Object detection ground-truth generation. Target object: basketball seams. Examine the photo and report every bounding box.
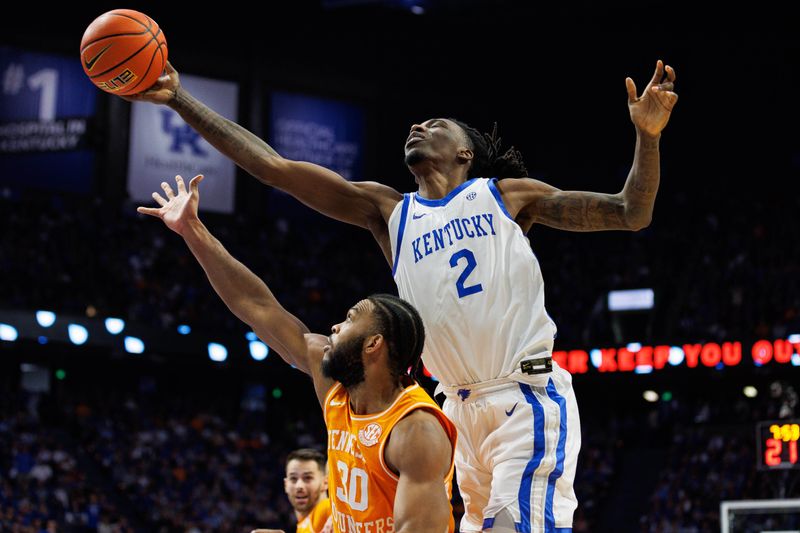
[88,31,160,80]
[81,30,150,53]
[81,9,167,95]
[109,12,161,40]
[124,42,166,94]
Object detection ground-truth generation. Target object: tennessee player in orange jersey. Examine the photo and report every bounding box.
[252,449,332,533]
[138,174,457,533]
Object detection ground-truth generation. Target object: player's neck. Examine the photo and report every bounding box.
[413,164,469,200]
[346,377,405,415]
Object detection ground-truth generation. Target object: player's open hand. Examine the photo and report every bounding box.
[121,61,180,105]
[137,174,203,235]
[626,59,678,137]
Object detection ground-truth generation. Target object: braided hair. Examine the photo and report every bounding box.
[367,294,426,381]
[448,119,528,180]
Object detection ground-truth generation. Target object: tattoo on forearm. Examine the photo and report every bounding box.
[171,88,280,171]
[622,133,661,226]
[538,192,628,231]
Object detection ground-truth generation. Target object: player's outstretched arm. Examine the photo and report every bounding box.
[137,174,334,404]
[387,410,454,533]
[124,62,401,232]
[499,60,678,233]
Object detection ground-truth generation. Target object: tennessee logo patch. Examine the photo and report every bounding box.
[358,423,382,447]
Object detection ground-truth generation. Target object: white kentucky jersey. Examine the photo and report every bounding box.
[388,177,558,386]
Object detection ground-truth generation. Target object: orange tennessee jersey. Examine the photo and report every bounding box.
[296,497,331,533]
[323,381,457,533]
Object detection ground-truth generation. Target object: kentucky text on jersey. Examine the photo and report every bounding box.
[411,213,496,263]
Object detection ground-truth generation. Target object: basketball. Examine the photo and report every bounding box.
[80,9,168,96]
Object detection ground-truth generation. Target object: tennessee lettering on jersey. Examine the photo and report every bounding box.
[297,497,331,533]
[330,506,393,533]
[323,382,457,533]
[410,213,496,263]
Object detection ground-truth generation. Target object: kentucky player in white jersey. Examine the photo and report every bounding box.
[125,59,678,531]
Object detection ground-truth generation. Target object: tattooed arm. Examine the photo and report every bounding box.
[123,62,402,235]
[498,132,661,232]
[498,60,678,233]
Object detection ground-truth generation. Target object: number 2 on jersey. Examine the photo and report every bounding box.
[450,249,483,298]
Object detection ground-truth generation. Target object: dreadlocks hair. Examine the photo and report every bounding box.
[448,119,528,180]
[366,294,426,381]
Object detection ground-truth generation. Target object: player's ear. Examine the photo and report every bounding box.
[363,334,384,355]
[457,147,473,165]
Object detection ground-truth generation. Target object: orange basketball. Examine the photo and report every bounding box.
[80,9,168,96]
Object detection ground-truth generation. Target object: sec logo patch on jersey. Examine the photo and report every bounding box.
[466,192,477,200]
[358,423,382,447]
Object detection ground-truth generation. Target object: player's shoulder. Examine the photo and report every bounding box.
[390,408,448,447]
[386,409,452,477]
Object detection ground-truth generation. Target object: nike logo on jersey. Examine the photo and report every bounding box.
[84,44,113,72]
[505,403,518,416]
[412,213,428,220]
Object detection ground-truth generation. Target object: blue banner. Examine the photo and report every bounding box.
[0,46,97,192]
[269,92,364,181]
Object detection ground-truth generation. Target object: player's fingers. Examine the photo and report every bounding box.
[152,192,167,206]
[665,64,676,82]
[175,175,187,194]
[649,59,664,84]
[136,206,161,217]
[189,174,204,194]
[161,181,175,199]
[165,61,176,74]
[626,77,638,103]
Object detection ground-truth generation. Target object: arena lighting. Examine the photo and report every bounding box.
[35,311,56,327]
[789,334,800,343]
[634,365,653,374]
[627,342,642,352]
[124,336,145,354]
[410,5,425,14]
[208,343,228,362]
[177,325,191,335]
[643,390,659,403]
[38,336,48,345]
[743,386,758,398]
[668,346,685,366]
[608,289,654,311]
[104,318,125,335]
[794,354,800,366]
[249,341,269,361]
[67,324,88,345]
[590,349,603,368]
[0,324,18,341]
[245,331,257,341]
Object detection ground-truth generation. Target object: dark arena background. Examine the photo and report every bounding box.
[1,2,798,532]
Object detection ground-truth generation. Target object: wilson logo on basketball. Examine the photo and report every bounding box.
[358,423,382,447]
